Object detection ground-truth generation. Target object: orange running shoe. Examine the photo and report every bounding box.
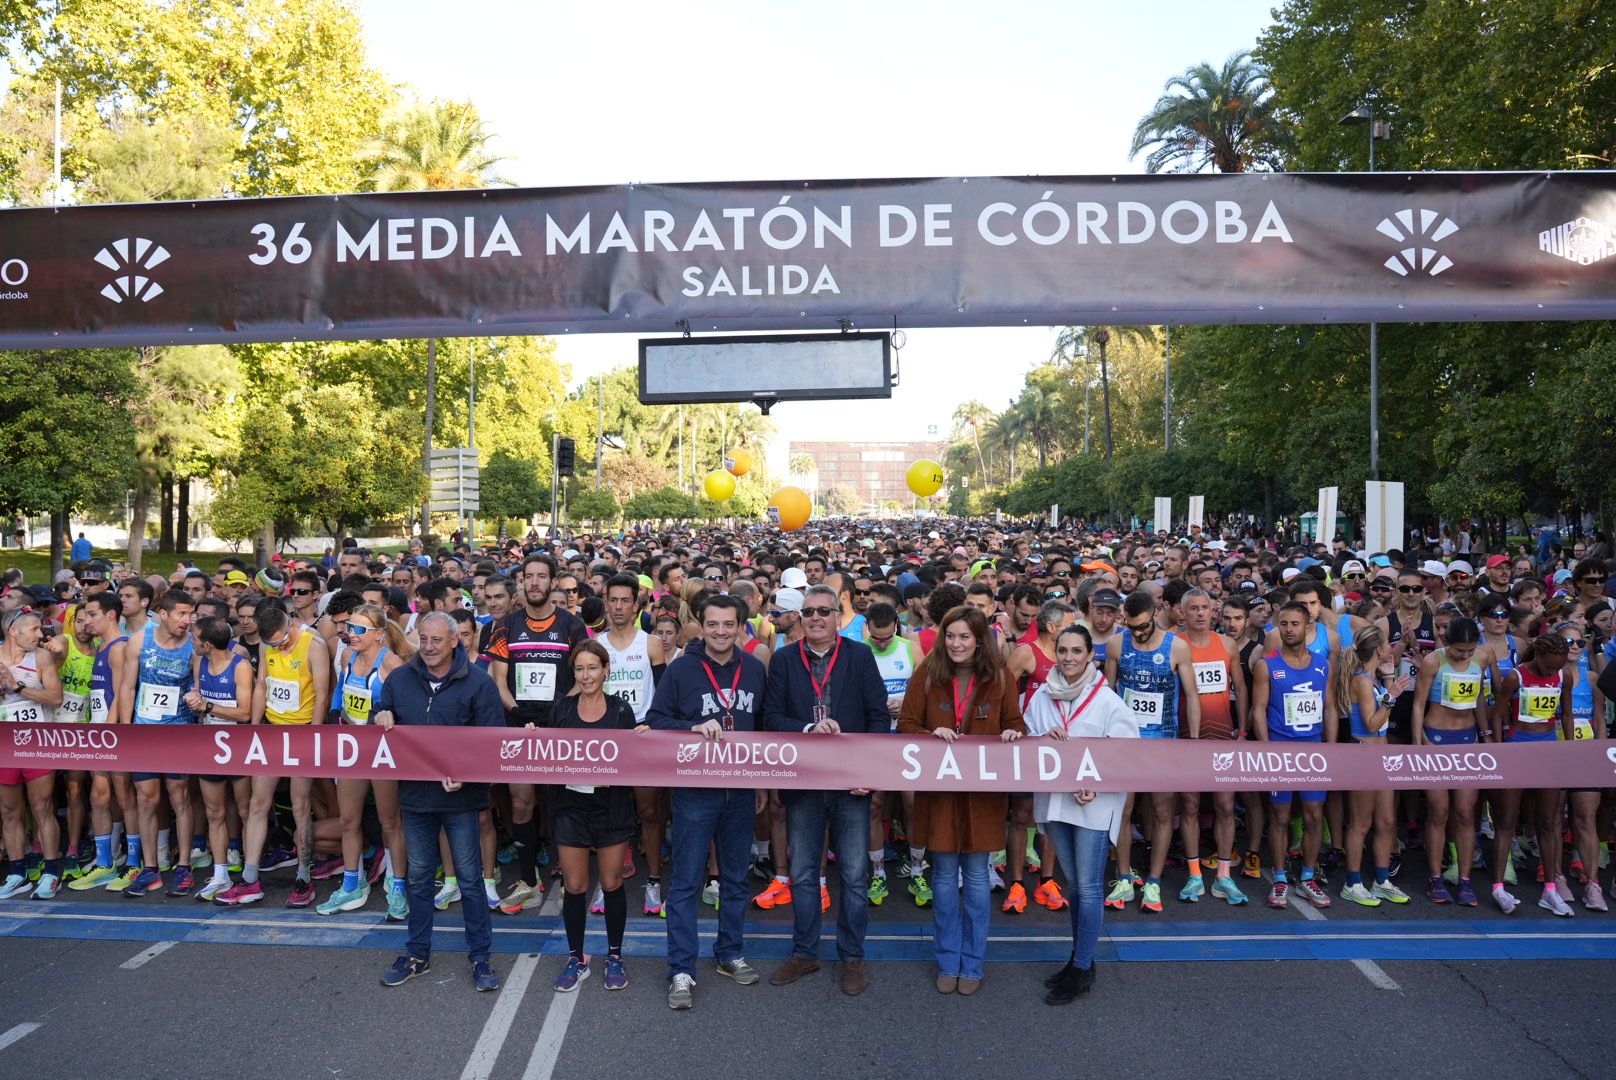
[1001,882,1028,914]
[820,885,831,912]
[753,878,792,909]
[1034,879,1069,911]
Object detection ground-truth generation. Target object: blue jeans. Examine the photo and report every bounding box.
[783,789,870,961]
[1043,821,1109,971]
[403,806,491,964]
[666,788,754,981]
[929,850,990,980]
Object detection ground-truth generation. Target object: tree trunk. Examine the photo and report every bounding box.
[1262,475,1275,529]
[176,476,190,554]
[158,473,174,554]
[128,483,152,574]
[421,337,436,542]
[1100,347,1115,461]
[49,508,67,576]
[259,519,274,567]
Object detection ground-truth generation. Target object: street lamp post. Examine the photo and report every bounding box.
[1340,103,1391,481]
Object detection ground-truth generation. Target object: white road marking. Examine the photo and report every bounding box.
[1289,892,1402,990]
[0,1023,42,1051]
[119,941,177,969]
[459,952,540,1080]
[521,984,580,1080]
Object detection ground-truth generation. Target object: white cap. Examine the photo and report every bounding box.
[780,566,809,589]
[772,588,804,613]
[1341,559,1366,575]
[1281,567,1302,582]
[1448,559,1474,576]
[1420,559,1447,577]
[1205,540,1227,552]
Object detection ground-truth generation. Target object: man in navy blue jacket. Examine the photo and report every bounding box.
[372,612,505,993]
[646,593,768,1010]
[761,584,890,996]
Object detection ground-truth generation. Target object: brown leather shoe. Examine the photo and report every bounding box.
[768,955,821,986]
[956,977,981,996]
[936,974,957,993]
[840,959,868,996]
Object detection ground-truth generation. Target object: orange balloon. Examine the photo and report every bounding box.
[767,486,812,531]
[724,448,753,477]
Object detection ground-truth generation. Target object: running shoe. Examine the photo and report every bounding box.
[189,846,212,870]
[157,849,174,873]
[387,889,408,922]
[603,954,628,991]
[287,880,316,907]
[909,873,933,907]
[1295,878,1331,908]
[1472,846,1486,870]
[434,880,462,910]
[316,883,370,915]
[1002,882,1028,914]
[1585,882,1610,913]
[1178,875,1205,903]
[23,852,43,882]
[1025,835,1041,874]
[1241,851,1262,879]
[987,866,1006,892]
[1210,877,1248,905]
[63,854,86,881]
[1387,850,1403,879]
[1455,879,1479,907]
[104,866,140,893]
[897,858,920,878]
[69,865,118,891]
[472,960,501,992]
[868,875,889,906]
[485,881,501,909]
[123,868,162,898]
[1139,882,1163,912]
[196,876,232,903]
[311,855,344,881]
[1539,889,1574,917]
[32,873,60,900]
[1478,817,1495,840]
[753,878,792,909]
[227,848,244,873]
[1104,878,1134,910]
[1426,877,1453,904]
[213,880,263,906]
[1034,879,1068,910]
[166,867,194,897]
[1266,881,1289,908]
[496,842,517,866]
[1520,834,1541,859]
[590,886,605,915]
[1492,887,1519,914]
[380,955,429,987]
[667,972,695,1010]
[1340,882,1381,907]
[701,878,720,908]
[499,881,542,915]
[991,849,1007,873]
[716,958,760,984]
[1503,858,1518,887]
[820,885,831,912]
[1371,880,1411,904]
[261,847,297,872]
[554,954,590,993]
[622,849,636,879]
[1442,855,1461,887]
[643,881,663,916]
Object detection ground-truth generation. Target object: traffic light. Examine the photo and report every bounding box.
[556,437,576,478]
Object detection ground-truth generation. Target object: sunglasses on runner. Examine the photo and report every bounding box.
[287,587,314,596]
[854,588,871,596]
[704,574,724,582]
[345,623,375,637]
[1580,575,1607,584]
[1397,584,1425,594]
[1565,637,1586,648]
[1370,581,1395,592]
[801,606,837,618]
[1483,609,1510,619]
[1125,621,1155,637]
[1342,573,1366,581]
[1045,590,1068,600]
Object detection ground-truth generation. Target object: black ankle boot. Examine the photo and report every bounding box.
[1044,962,1096,1006]
[1042,951,1076,990]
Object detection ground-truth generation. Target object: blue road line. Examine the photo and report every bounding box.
[4,901,1616,962]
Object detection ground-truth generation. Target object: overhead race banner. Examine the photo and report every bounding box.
[1,724,1611,792]
[1,172,1614,348]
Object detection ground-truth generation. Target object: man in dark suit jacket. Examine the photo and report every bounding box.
[761,584,890,997]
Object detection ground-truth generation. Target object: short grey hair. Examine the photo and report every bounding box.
[416,611,459,639]
[1035,600,1076,636]
[804,584,839,610]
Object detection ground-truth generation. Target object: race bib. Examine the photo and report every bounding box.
[1521,687,1559,720]
[565,783,597,795]
[1124,688,1165,722]
[608,677,641,711]
[1573,717,1594,741]
[89,689,109,725]
[266,676,302,715]
[136,683,180,722]
[515,662,556,703]
[1440,671,1481,710]
[1283,690,1323,733]
[57,693,89,723]
[0,698,46,724]
[342,684,373,724]
[1193,661,1229,697]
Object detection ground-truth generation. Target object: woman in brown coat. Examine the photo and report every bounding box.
[898,605,1025,995]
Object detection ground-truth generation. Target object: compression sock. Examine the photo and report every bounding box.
[342,869,360,892]
[157,828,171,860]
[1187,858,1202,878]
[1273,868,1289,884]
[870,850,885,878]
[94,834,113,869]
[512,817,541,887]
[603,885,627,955]
[191,833,205,853]
[1375,866,1390,885]
[1300,867,1315,882]
[562,889,587,958]
[1217,858,1232,879]
[243,863,259,885]
[127,835,143,871]
[229,835,242,854]
[390,875,406,895]
[44,858,62,878]
[1347,870,1363,887]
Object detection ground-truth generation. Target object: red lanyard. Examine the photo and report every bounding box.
[700,658,742,711]
[1054,677,1106,732]
[800,639,841,705]
[951,674,977,732]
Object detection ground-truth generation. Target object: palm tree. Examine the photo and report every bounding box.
[362,99,509,538]
[1014,385,1060,470]
[1129,51,1293,174]
[984,406,1025,484]
[1052,326,1154,460]
[951,400,994,479]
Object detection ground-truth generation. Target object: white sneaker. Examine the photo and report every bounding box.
[1493,887,1519,914]
[1340,882,1381,907]
[0,873,34,899]
[987,866,1005,892]
[1371,880,1411,905]
[189,846,212,870]
[433,880,461,910]
[1478,818,1495,840]
[1538,889,1574,917]
[485,881,502,909]
[1583,881,1608,912]
[701,879,719,907]
[643,881,663,915]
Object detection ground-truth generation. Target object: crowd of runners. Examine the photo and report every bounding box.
[0,519,1611,1005]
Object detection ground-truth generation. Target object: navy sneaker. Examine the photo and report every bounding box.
[262,847,298,872]
[472,960,501,992]
[381,955,430,987]
[123,868,162,898]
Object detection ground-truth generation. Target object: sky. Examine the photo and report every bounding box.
[356,0,1279,471]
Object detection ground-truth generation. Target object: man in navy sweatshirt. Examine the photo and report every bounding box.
[646,593,768,1010]
[372,612,505,993]
[761,584,890,996]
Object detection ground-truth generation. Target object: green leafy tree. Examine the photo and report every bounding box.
[821,485,860,516]
[568,488,620,527]
[80,112,235,203]
[623,487,697,522]
[478,451,547,528]
[1130,51,1294,173]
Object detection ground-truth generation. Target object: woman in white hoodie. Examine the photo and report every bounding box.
[1021,623,1139,1005]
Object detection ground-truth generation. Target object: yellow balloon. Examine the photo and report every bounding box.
[724,448,753,477]
[906,459,945,498]
[768,486,812,531]
[703,470,736,501]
